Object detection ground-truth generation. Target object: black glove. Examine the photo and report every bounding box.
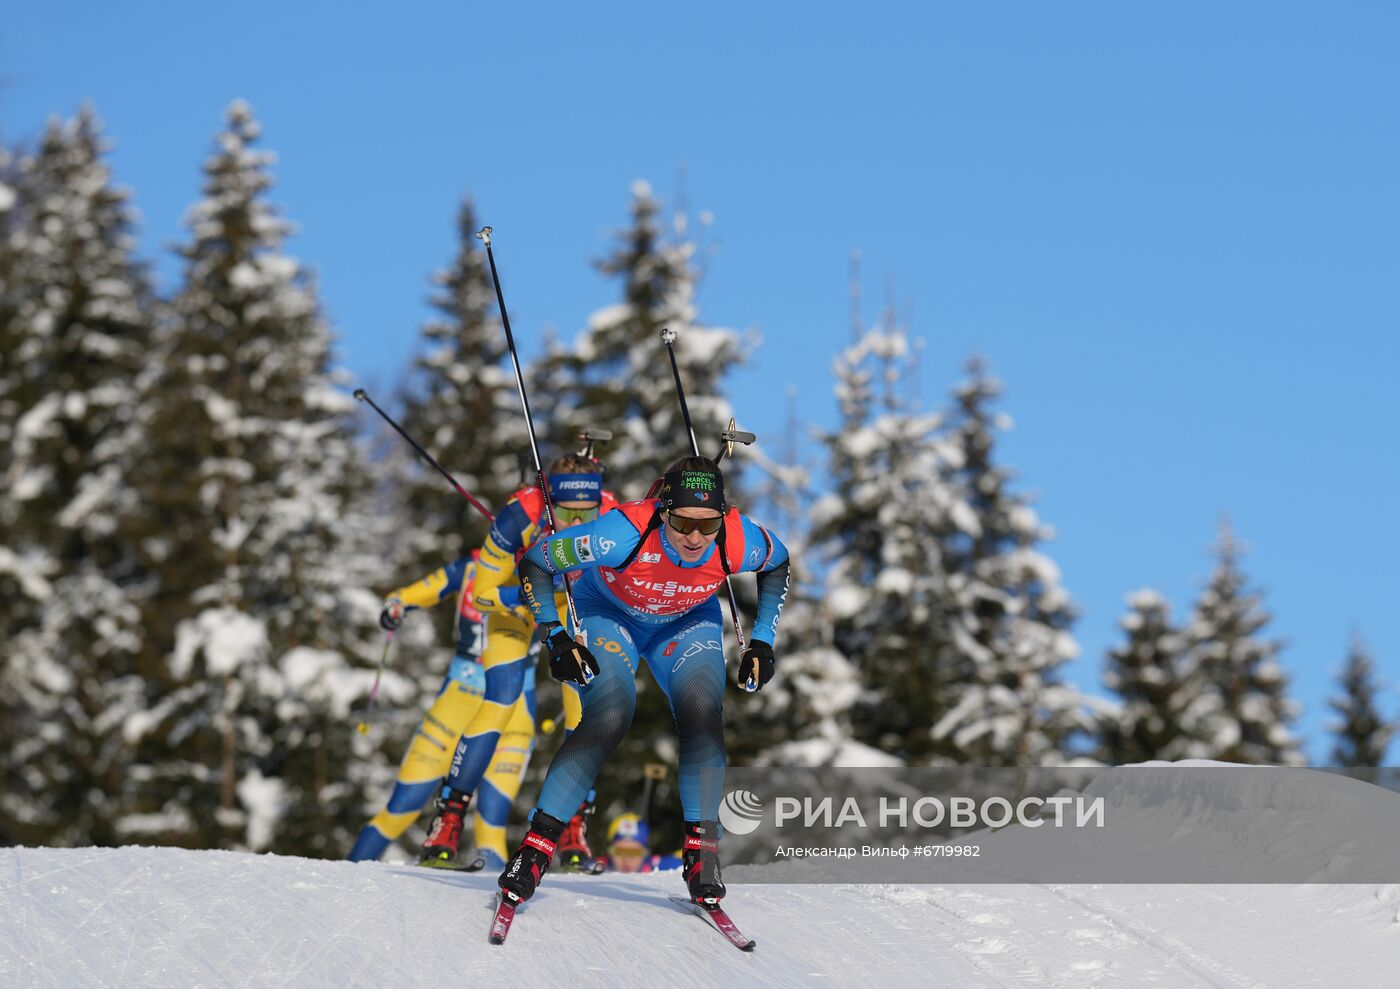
[738,640,775,692]
[379,597,405,632]
[544,624,600,686]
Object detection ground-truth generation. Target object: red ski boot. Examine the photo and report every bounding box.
[418,792,470,867]
[556,798,595,871]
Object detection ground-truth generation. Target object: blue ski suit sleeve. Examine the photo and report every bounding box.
[737,516,790,647]
[518,509,644,625]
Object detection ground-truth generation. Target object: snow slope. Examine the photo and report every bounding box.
[3,844,1398,988]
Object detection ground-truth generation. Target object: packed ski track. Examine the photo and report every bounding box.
[3,846,1397,987]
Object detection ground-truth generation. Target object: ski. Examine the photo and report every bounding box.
[488,893,520,945]
[669,896,757,952]
[417,854,486,873]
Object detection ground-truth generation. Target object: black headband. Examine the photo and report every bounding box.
[660,467,725,512]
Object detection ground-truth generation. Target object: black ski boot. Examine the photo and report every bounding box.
[498,811,567,904]
[682,820,726,904]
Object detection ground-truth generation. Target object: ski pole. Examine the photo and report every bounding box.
[474,226,586,651]
[657,334,755,465]
[357,631,394,735]
[658,328,754,688]
[354,388,496,522]
[663,328,701,453]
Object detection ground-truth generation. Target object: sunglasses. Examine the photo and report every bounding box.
[610,844,646,861]
[555,505,600,524]
[665,512,723,536]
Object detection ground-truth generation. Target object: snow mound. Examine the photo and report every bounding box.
[2,843,1398,988]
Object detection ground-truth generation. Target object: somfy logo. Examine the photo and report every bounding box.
[719,789,764,835]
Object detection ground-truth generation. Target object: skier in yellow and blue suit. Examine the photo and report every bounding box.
[413,454,619,869]
[349,455,615,868]
[346,549,534,865]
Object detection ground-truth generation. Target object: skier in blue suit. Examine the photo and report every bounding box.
[495,455,791,908]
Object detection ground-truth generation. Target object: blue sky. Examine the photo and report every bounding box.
[5,2,1398,761]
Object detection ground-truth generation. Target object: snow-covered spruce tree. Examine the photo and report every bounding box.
[0,138,26,474]
[1098,590,1189,764]
[0,108,155,845]
[558,180,745,495]
[524,326,587,467]
[374,197,531,704]
[733,555,865,767]
[1327,632,1391,767]
[811,324,961,764]
[394,197,524,579]
[123,101,385,854]
[1174,521,1303,765]
[715,439,861,767]
[929,358,1097,766]
[0,132,38,847]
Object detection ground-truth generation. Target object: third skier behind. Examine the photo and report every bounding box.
[600,812,681,874]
